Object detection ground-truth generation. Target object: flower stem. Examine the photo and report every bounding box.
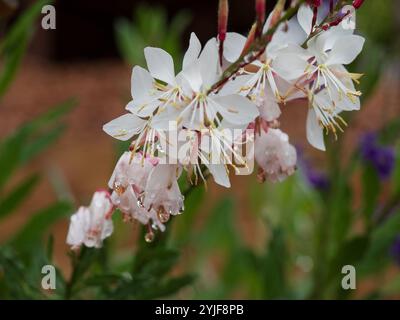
[208,0,306,94]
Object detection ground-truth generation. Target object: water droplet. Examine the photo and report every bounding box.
[158,210,170,223]
[144,232,155,243]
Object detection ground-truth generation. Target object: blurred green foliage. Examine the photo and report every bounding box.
[115,4,191,68]
[0,0,52,99]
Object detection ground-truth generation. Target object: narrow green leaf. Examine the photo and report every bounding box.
[20,124,66,164]
[0,0,53,98]
[360,210,400,274]
[361,164,380,227]
[0,174,40,220]
[10,201,73,250]
[137,274,196,299]
[0,99,75,190]
[262,228,289,299]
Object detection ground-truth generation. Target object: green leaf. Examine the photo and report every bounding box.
[10,201,73,250]
[359,210,400,274]
[197,197,239,250]
[25,98,76,132]
[361,164,380,228]
[0,247,44,299]
[330,176,353,248]
[0,174,40,220]
[0,0,53,98]
[137,274,195,299]
[261,228,289,299]
[133,247,180,278]
[327,236,369,283]
[0,99,74,190]
[174,184,205,244]
[114,19,145,65]
[0,31,30,98]
[20,124,66,164]
[0,128,28,190]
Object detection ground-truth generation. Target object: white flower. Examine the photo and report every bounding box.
[108,152,184,231]
[254,128,297,183]
[66,191,114,249]
[142,164,184,216]
[178,35,259,129]
[271,7,364,151]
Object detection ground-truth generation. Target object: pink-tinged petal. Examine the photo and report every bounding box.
[259,89,281,122]
[144,47,176,85]
[103,113,145,141]
[66,207,88,248]
[306,108,326,151]
[183,32,202,69]
[325,35,365,66]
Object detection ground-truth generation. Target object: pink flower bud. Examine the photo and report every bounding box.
[307,0,322,7]
[218,0,229,42]
[255,0,266,26]
[353,0,365,9]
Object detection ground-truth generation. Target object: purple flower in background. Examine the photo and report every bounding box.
[305,169,330,191]
[297,147,330,191]
[390,235,400,266]
[360,133,396,180]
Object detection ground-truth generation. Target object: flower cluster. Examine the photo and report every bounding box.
[67,0,366,248]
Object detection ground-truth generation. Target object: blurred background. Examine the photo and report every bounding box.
[0,0,400,299]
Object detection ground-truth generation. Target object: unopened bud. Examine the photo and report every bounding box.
[255,0,266,28]
[218,0,229,66]
[218,0,229,42]
[241,23,257,55]
[307,0,322,7]
[352,0,365,9]
[270,0,286,29]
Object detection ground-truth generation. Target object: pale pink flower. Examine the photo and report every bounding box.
[66,191,114,249]
[254,129,297,183]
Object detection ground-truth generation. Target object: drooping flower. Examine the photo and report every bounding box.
[254,128,297,183]
[108,152,184,232]
[66,191,114,249]
[273,5,365,150]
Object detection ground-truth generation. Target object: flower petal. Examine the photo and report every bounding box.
[199,38,220,89]
[182,61,203,92]
[272,52,309,80]
[183,32,202,69]
[325,35,365,66]
[103,113,145,141]
[223,32,246,63]
[306,108,326,151]
[211,94,259,125]
[144,47,176,85]
[131,66,153,101]
[297,4,313,36]
[206,164,231,188]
